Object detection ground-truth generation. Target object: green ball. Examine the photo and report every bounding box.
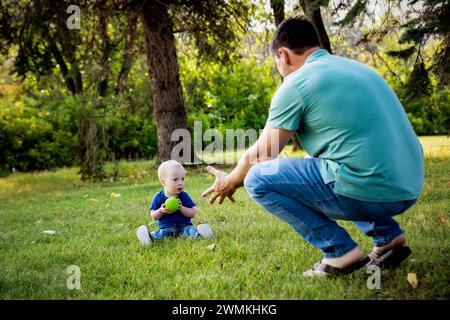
[164,197,179,213]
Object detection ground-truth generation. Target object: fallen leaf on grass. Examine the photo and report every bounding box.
[43,230,56,235]
[438,217,446,225]
[207,244,216,250]
[110,192,121,198]
[407,273,418,289]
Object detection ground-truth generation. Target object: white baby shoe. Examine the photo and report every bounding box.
[136,225,152,245]
[197,224,214,239]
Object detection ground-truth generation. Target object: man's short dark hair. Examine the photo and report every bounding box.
[270,17,321,56]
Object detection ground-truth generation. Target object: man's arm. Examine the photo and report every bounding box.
[228,124,294,188]
[202,124,295,204]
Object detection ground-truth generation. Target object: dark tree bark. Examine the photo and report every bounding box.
[270,0,284,27]
[98,1,112,97]
[116,12,138,95]
[47,30,82,95]
[141,1,188,163]
[300,0,332,54]
[71,62,83,94]
[48,41,78,94]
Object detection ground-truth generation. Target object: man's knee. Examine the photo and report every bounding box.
[244,163,266,196]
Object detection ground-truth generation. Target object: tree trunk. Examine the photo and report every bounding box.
[141,1,188,163]
[48,41,77,94]
[270,0,284,27]
[300,0,332,54]
[116,12,138,95]
[98,1,112,97]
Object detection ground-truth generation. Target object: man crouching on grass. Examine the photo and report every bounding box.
[202,17,424,277]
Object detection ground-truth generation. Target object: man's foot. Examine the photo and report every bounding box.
[136,225,152,245]
[197,224,213,239]
[303,256,370,278]
[368,234,411,269]
[303,247,366,278]
[372,234,406,256]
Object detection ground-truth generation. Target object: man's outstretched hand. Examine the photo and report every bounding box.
[201,166,237,204]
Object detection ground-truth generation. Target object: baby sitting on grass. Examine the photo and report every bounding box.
[136,160,213,245]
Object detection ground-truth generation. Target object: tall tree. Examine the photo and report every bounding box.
[1,0,251,171]
[0,0,135,179]
[141,1,186,164]
[139,0,250,163]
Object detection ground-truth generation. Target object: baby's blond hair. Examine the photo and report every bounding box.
[157,160,185,180]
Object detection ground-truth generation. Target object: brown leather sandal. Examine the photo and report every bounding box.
[367,246,412,269]
[303,256,370,277]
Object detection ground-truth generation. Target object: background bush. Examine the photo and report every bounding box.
[0,48,448,175]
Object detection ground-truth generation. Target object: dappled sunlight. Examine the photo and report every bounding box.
[420,136,450,159]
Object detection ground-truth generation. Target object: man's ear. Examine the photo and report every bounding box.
[278,48,291,65]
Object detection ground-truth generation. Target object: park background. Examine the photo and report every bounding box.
[0,0,449,299]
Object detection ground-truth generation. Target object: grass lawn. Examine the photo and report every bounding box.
[0,136,449,299]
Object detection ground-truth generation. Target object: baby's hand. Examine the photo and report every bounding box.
[160,204,170,215]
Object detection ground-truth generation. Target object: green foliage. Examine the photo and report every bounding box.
[386,46,416,60]
[0,97,77,173]
[334,0,450,86]
[0,90,157,175]
[404,89,450,136]
[170,0,252,63]
[405,62,433,99]
[180,54,279,144]
[335,0,367,27]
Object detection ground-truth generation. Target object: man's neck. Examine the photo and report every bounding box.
[290,46,321,72]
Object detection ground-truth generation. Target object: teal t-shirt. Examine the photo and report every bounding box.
[267,49,424,202]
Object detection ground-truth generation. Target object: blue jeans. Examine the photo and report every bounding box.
[244,157,417,259]
[150,223,200,240]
